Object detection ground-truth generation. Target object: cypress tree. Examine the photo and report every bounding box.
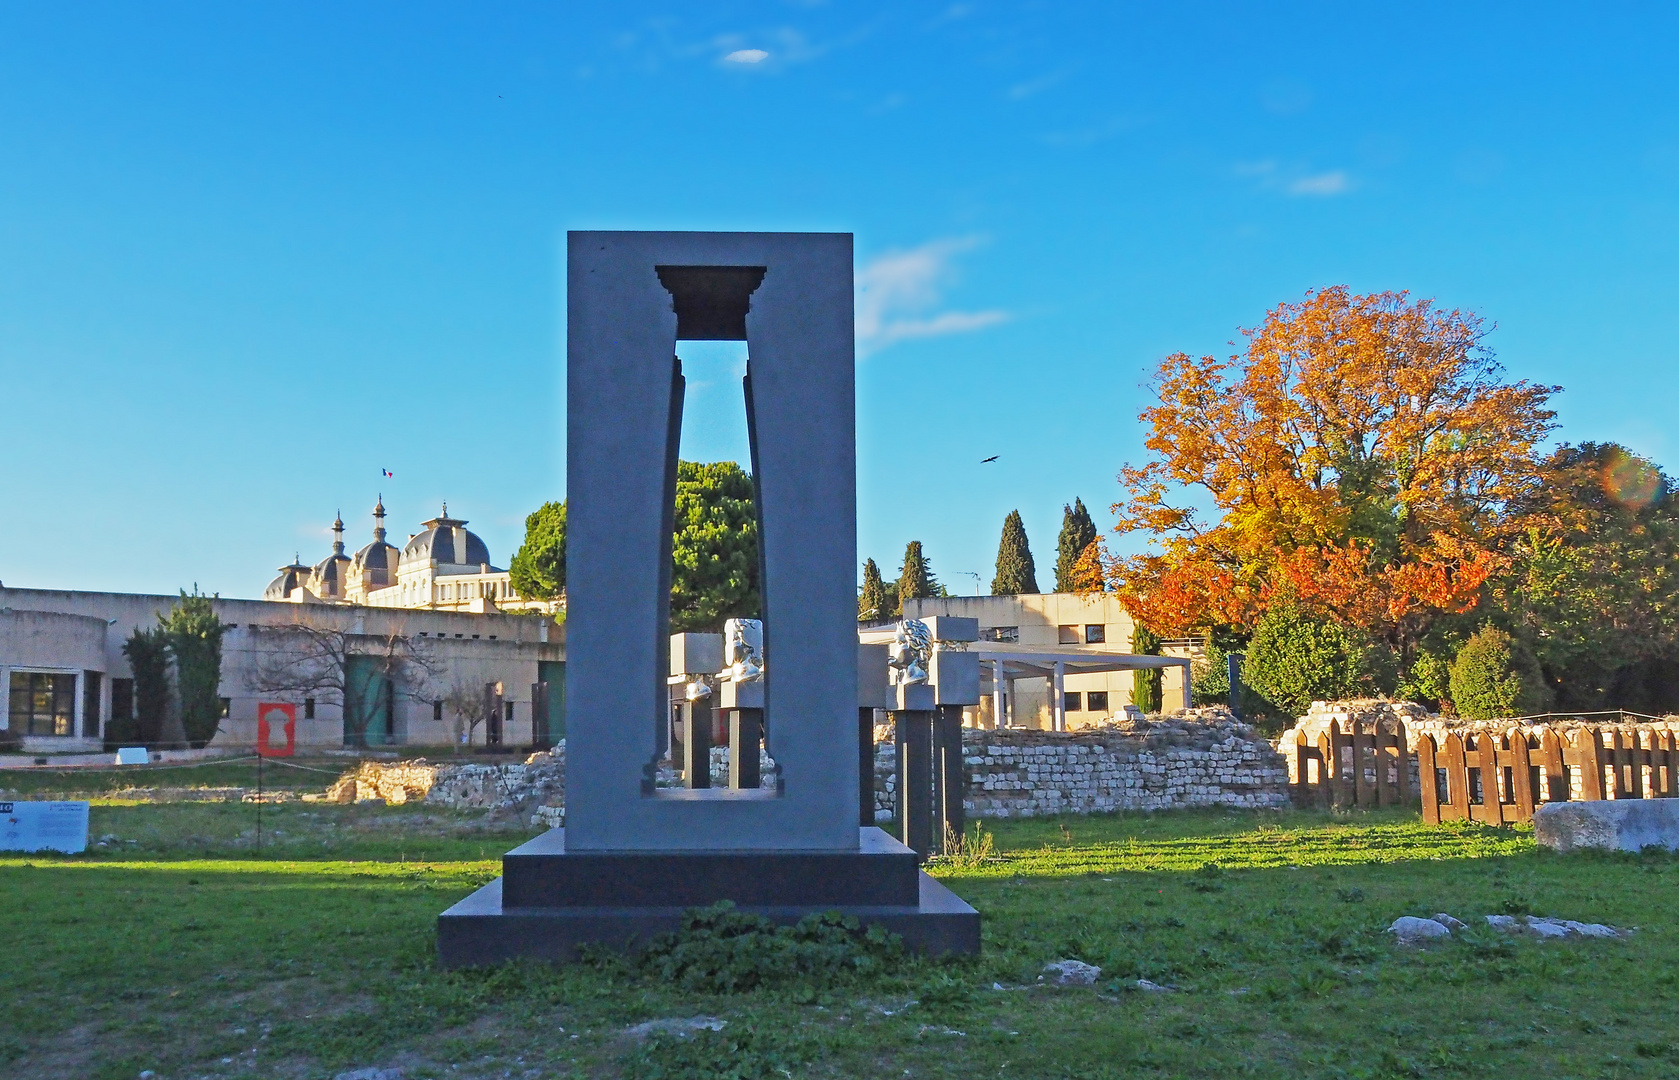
[1054,497,1099,592]
[897,542,938,611]
[859,558,888,622]
[1131,623,1163,714]
[991,510,1039,595]
[122,626,172,746]
[163,587,226,748]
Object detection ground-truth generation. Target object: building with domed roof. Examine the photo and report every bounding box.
[267,499,554,614]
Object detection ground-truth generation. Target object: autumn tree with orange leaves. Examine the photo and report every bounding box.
[1105,286,1558,664]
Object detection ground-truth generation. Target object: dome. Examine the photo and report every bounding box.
[265,557,312,601]
[351,539,401,585]
[310,511,352,597]
[401,503,497,570]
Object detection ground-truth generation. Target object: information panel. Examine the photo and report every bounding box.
[0,801,90,853]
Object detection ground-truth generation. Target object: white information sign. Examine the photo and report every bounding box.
[115,747,149,765]
[0,801,90,853]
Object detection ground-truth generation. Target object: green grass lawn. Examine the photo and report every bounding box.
[2,799,1676,1079]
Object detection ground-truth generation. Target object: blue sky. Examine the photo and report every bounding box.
[3,3,1677,600]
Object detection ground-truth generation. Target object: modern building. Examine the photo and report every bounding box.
[1,584,565,754]
[265,500,556,614]
[899,593,1203,729]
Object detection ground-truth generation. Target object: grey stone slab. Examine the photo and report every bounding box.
[893,683,937,712]
[921,616,979,643]
[1534,799,1679,853]
[931,650,981,706]
[565,232,858,851]
[719,680,765,710]
[858,643,890,709]
[670,633,724,677]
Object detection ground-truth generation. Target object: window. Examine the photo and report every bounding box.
[9,671,76,736]
[1088,691,1109,713]
[1085,624,1106,644]
[1063,692,1082,711]
[1058,624,1080,645]
[82,671,102,737]
[981,626,1020,643]
[219,697,232,720]
[504,701,515,723]
[112,678,134,723]
[304,697,316,720]
[433,700,444,722]
[472,634,480,640]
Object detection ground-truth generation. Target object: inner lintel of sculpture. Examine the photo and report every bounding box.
[652,264,780,802]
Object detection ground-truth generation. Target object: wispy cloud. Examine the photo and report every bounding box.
[724,48,768,64]
[856,238,1007,355]
[1008,68,1071,101]
[1287,170,1349,196]
[1236,160,1353,197]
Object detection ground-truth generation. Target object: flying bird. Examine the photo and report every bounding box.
[981,455,999,463]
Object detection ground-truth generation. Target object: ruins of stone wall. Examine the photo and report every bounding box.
[874,706,1290,819]
[330,708,1291,823]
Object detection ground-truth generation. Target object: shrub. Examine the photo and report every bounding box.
[1448,627,1552,720]
[1399,648,1453,710]
[640,901,903,994]
[1244,604,1394,717]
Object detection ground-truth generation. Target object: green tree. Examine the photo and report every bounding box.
[121,625,172,747]
[897,541,939,608]
[509,500,566,601]
[1131,624,1163,714]
[1448,626,1552,721]
[1191,639,1229,706]
[991,511,1039,595]
[1055,498,1099,592]
[670,460,760,632]
[163,587,226,748]
[1244,603,1394,717]
[859,558,893,622]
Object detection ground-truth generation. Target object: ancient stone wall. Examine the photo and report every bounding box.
[331,709,1292,824]
[874,707,1290,819]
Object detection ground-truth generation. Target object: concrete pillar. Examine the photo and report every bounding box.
[683,698,712,788]
[933,704,965,851]
[729,709,762,789]
[859,707,877,826]
[894,709,934,859]
[1053,660,1066,733]
[992,660,1007,731]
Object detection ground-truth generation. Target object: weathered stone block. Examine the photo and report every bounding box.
[1534,799,1679,853]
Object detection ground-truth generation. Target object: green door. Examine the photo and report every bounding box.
[344,656,395,747]
[536,660,566,745]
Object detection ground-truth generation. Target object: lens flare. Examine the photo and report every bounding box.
[1601,448,1662,511]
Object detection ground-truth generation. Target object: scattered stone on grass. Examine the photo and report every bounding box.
[1042,959,1102,985]
[1133,979,1177,992]
[624,1016,727,1039]
[1432,913,1468,931]
[1388,916,1453,943]
[333,1068,404,1080]
[1484,914,1625,939]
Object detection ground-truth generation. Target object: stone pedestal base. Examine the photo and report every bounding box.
[437,826,980,968]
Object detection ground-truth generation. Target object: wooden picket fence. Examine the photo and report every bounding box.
[1418,726,1679,825]
[1287,719,1415,810]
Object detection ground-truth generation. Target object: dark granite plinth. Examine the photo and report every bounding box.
[437,826,981,968]
[502,825,920,908]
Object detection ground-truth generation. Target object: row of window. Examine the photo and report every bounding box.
[979,625,1112,645]
[1061,691,1109,713]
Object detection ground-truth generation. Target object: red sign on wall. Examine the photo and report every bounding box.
[256,702,297,757]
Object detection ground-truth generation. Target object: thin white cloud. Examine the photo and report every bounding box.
[725,48,768,63]
[1287,170,1350,196]
[1008,68,1070,101]
[855,238,1008,355]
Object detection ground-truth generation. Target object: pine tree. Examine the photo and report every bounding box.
[1055,497,1099,592]
[897,542,938,612]
[163,587,226,748]
[991,510,1039,595]
[859,558,888,622]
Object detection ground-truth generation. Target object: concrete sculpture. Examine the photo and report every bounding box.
[437,231,979,964]
[889,619,933,686]
[720,617,765,683]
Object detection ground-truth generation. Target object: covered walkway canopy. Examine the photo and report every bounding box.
[859,626,1191,731]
